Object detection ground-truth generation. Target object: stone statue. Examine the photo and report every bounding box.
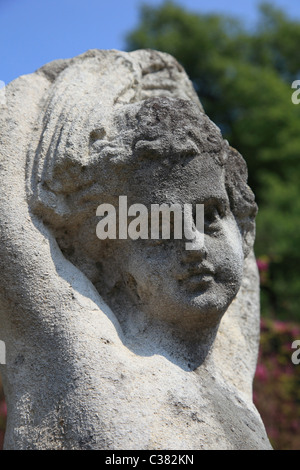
[0,49,271,449]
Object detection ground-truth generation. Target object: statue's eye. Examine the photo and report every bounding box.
[90,128,106,143]
[205,207,219,225]
[204,202,226,234]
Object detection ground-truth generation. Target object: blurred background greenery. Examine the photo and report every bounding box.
[1,0,300,451]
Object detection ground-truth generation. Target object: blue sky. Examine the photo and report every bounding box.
[1,0,300,84]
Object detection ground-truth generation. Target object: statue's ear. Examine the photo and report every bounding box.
[225,147,258,259]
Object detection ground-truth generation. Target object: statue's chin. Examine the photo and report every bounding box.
[166,281,239,320]
[114,289,234,335]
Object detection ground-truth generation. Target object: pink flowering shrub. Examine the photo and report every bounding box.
[253,318,300,450]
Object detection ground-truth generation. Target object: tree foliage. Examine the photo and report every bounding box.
[126,1,300,321]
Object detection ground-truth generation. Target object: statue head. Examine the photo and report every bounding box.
[27,50,257,340]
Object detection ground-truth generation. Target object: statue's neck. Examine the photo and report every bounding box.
[106,297,220,370]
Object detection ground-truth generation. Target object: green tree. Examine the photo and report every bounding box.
[126,1,300,321]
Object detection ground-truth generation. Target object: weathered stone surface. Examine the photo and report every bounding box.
[0,49,272,449]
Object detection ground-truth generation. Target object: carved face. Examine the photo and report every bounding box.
[107,153,244,328]
[83,100,243,329]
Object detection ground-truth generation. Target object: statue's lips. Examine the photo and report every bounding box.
[176,262,215,288]
[184,276,214,293]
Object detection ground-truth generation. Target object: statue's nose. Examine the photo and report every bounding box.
[181,238,208,260]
